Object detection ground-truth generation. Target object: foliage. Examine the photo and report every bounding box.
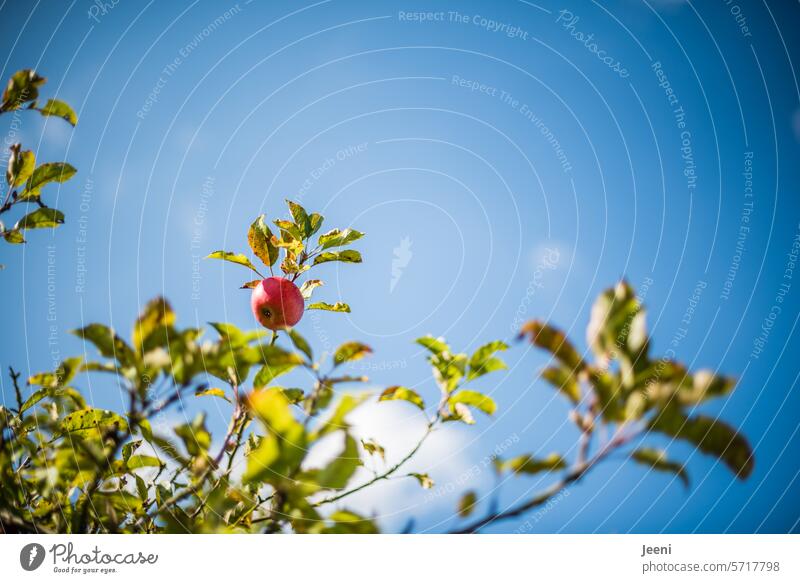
[0,202,505,533]
[450,280,753,533]
[0,70,78,250]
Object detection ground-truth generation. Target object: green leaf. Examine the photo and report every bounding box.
[124,455,162,470]
[409,472,434,489]
[312,249,362,266]
[299,279,323,299]
[286,200,311,237]
[28,357,82,388]
[195,387,230,402]
[15,208,64,230]
[3,229,24,244]
[132,296,175,354]
[307,301,350,313]
[631,448,689,488]
[648,408,754,479]
[244,389,307,484]
[333,341,372,366]
[458,491,477,517]
[205,250,263,276]
[379,386,425,410]
[519,320,583,371]
[499,453,566,475]
[308,213,324,236]
[38,98,78,126]
[71,324,138,370]
[316,434,360,490]
[1,70,46,110]
[273,218,304,242]
[247,215,279,267]
[587,367,624,422]
[448,390,496,416]
[60,408,128,438]
[416,335,450,356]
[122,440,142,462]
[587,281,646,360]
[174,413,211,457]
[318,228,364,250]
[467,340,508,380]
[430,352,467,395]
[320,510,378,534]
[286,328,312,361]
[6,145,35,187]
[541,366,581,404]
[279,387,305,404]
[253,362,298,388]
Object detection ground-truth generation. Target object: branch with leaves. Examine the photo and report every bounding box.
[448,281,754,533]
[0,70,78,248]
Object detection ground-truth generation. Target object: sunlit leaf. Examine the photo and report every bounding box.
[519,320,583,371]
[248,215,279,267]
[458,491,477,517]
[409,472,434,489]
[205,250,263,276]
[379,386,424,410]
[318,228,364,250]
[312,249,362,265]
[498,453,566,475]
[15,208,64,230]
[307,301,350,313]
[541,366,581,403]
[38,98,78,125]
[333,341,372,366]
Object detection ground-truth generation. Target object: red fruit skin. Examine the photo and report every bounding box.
[250,277,305,330]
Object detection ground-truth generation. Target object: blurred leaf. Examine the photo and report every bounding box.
[247,215,279,267]
[458,491,477,517]
[205,250,263,276]
[499,453,566,475]
[431,352,467,395]
[448,390,496,416]
[71,324,138,370]
[307,301,350,313]
[38,98,78,125]
[409,472,433,489]
[320,510,378,534]
[318,228,364,250]
[587,367,624,422]
[132,296,175,354]
[195,387,230,402]
[316,434,360,489]
[244,389,307,484]
[416,335,450,356]
[279,387,305,404]
[677,370,736,405]
[648,407,753,479]
[541,366,580,404]
[286,328,312,361]
[333,341,372,366]
[28,357,82,388]
[122,440,142,462]
[174,414,212,457]
[254,362,298,388]
[379,386,424,410]
[467,340,508,381]
[519,320,583,371]
[587,281,645,360]
[15,208,64,230]
[631,448,689,488]
[240,279,260,289]
[299,279,323,299]
[361,438,385,461]
[312,249,362,265]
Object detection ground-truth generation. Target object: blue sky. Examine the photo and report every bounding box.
[1,0,799,533]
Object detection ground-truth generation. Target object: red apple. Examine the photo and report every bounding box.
[250,277,304,330]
